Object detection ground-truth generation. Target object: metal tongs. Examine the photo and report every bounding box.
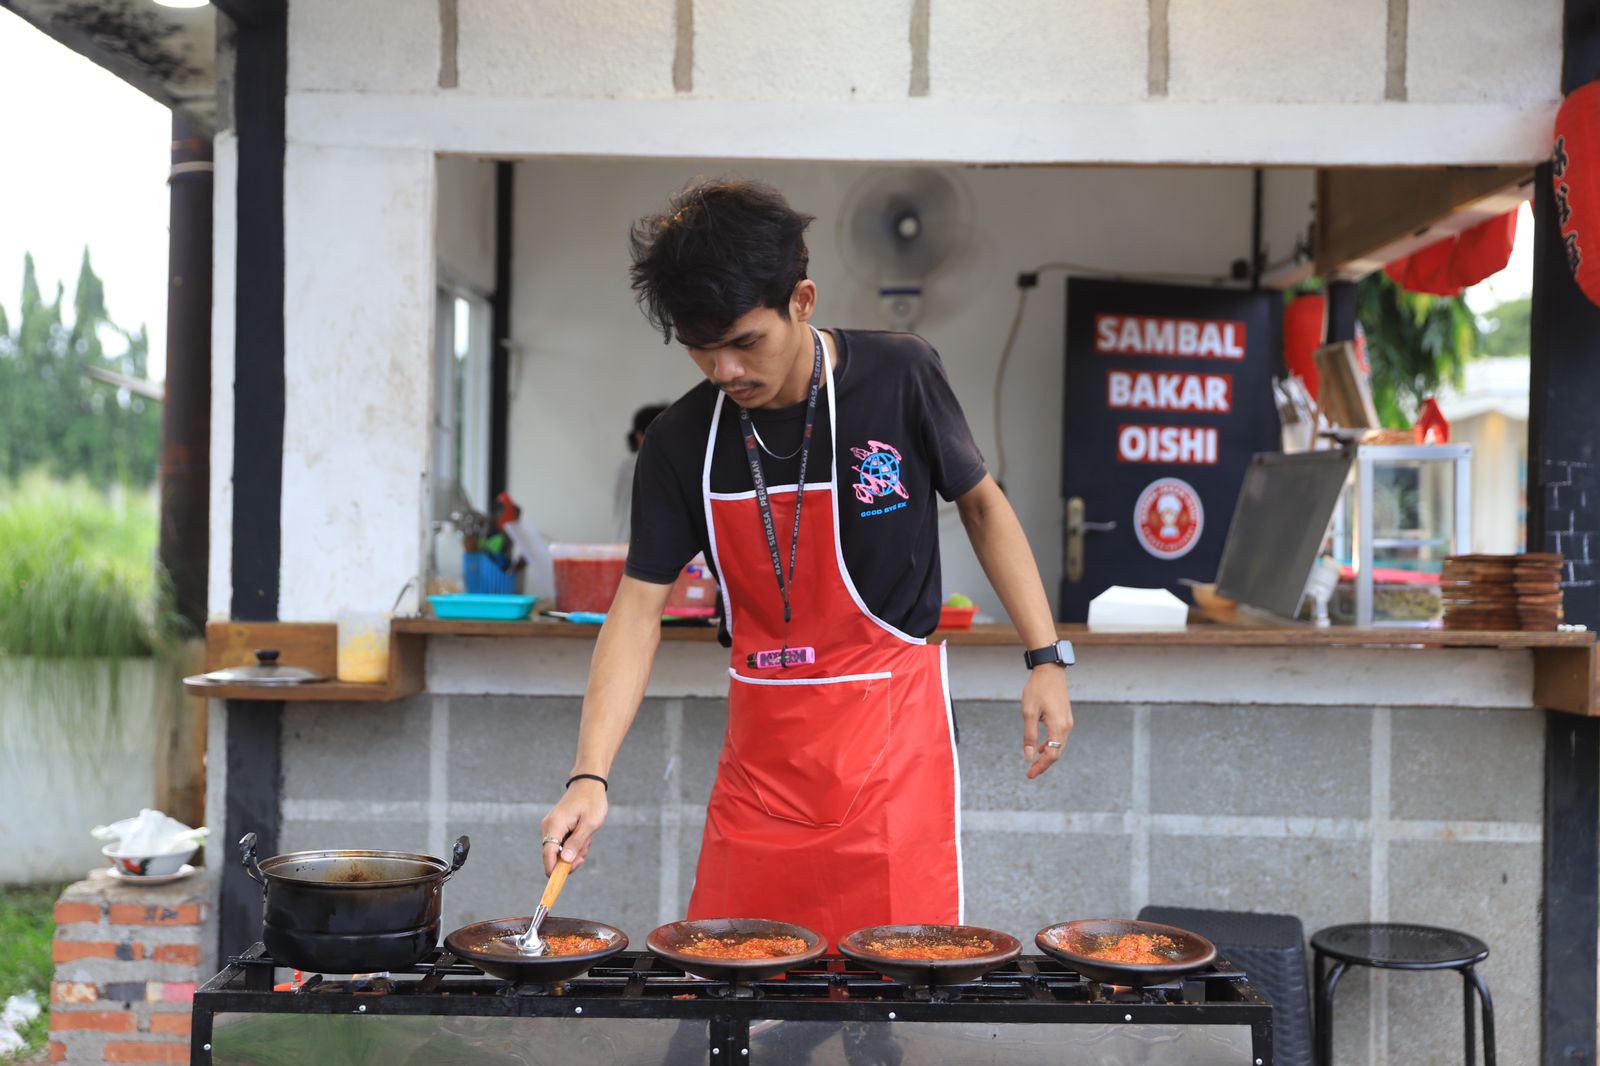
[514,855,574,955]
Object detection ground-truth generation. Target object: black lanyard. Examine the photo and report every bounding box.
[737,328,824,656]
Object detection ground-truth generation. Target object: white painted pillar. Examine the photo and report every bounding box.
[279,144,436,618]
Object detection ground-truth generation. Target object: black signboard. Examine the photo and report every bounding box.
[1060,278,1282,621]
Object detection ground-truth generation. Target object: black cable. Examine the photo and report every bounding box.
[989,262,1232,487]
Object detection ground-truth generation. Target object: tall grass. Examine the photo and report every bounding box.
[0,883,64,1061]
[0,473,160,659]
[0,473,177,751]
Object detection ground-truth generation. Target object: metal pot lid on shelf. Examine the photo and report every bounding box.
[202,649,328,685]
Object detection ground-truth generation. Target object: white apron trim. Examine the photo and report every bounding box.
[729,669,893,686]
[703,391,735,633]
[708,482,831,502]
[818,326,925,647]
[939,641,966,922]
[702,326,928,647]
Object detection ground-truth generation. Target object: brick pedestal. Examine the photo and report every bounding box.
[49,870,216,1064]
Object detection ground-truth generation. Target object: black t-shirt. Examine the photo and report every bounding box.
[625,329,988,644]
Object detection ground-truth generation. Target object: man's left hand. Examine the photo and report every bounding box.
[1021,666,1073,779]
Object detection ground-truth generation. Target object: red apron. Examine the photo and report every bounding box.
[685,333,963,947]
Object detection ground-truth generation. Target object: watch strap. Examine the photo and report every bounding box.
[1023,640,1075,669]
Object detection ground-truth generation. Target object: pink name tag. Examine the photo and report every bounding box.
[747,647,817,669]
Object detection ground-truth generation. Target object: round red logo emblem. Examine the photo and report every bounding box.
[1134,478,1203,560]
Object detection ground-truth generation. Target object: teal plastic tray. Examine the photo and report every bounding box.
[427,593,538,621]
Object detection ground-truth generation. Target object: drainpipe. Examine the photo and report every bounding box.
[160,115,212,633]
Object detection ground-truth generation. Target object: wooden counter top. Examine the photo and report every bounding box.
[191,619,1597,714]
[392,616,1593,650]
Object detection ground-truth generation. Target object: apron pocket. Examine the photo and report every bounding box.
[726,670,893,828]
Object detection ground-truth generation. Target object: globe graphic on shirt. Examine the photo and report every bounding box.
[859,451,901,497]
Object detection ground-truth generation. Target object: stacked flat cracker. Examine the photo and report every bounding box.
[1440,553,1564,631]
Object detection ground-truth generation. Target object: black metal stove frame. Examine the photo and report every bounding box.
[191,944,1275,1065]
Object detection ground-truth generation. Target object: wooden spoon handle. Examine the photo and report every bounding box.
[539,857,573,911]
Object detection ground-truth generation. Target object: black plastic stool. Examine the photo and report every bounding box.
[1140,905,1315,1066]
[1311,923,1494,1066]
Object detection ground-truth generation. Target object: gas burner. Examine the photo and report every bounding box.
[196,946,1275,1065]
[498,981,560,997]
[705,981,761,1000]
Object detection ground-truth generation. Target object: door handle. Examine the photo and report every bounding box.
[1064,496,1118,584]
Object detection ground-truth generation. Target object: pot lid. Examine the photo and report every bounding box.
[202,649,328,685]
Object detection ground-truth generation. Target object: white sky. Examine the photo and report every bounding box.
[1463,200,1535,316]
[0,11,172,380]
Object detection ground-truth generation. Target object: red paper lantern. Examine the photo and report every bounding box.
[1384,210,1518,297]
[1282,292,1326,395]
[1553,80,1600,307]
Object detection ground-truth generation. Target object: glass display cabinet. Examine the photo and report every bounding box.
[1327,444,1473,627]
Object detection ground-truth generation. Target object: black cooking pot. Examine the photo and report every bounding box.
[240,832,469,973]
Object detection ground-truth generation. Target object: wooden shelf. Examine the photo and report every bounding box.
[201,618,1598,715]
[181,678,414,701]
[393,616,1593,650]
[187,623,424,703]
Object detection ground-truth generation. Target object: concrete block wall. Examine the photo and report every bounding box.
[49,871,216,1064]
[272,688,1543,1066]
[283,0,1561,109]
[208,2,1563,621]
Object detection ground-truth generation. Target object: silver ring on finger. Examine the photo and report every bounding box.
[1045,740,1064,750]
[541,836,561,846]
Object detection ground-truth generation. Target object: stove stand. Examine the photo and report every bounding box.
[191,945,1274,1065]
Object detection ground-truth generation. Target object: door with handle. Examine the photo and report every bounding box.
[1060,279,1281,622]
[1064,497,1117,584]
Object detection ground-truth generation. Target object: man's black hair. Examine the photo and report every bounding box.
[629,178,815,347]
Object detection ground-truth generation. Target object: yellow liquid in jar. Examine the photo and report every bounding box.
[338,629,390,683]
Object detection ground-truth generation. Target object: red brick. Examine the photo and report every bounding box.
[49,1041,66,1063]
[54,901,101,925]
[53,941,144,963]
[151,944,201,966]
[159,982,196,1004]
[52,1009,134,1033]
[52,981,98,1005]
[149,1013,190,1036]
[104,1043,189,1064]
[108,903,202,927]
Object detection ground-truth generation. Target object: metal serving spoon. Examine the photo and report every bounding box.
[515,855,574,955]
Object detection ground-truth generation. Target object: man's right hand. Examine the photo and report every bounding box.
[540,778,609,875]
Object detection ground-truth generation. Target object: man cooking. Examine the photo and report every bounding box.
[540,179,1073,946]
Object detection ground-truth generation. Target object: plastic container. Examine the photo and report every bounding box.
[427,593,538,621]
[336,610,391,683]
[551,543,628,613]
[937,605,977,630]
[668,555,719,615]
[463,551,516,595]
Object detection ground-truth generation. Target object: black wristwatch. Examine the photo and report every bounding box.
[1023,640,1075,669]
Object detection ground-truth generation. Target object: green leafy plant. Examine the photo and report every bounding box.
[1356,272,1482,428]
[0,250,159,488]
[1477,295,1530,358]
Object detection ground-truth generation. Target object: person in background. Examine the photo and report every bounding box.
[613,404,668,542]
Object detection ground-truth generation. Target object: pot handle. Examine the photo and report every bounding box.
[442,835,470,881]
[239,832,266,888]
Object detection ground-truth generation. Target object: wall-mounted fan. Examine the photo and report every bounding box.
[838,168,973,331]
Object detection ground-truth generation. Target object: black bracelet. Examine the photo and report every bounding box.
[566,773,609,792]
